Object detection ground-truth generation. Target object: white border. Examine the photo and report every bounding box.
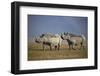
[20,6,95,70]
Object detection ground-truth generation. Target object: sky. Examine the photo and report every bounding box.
[28,15,88,39]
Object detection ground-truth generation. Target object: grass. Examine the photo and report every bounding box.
[28,43,88,61]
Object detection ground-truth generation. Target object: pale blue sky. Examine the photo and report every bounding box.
[28,15,88,38]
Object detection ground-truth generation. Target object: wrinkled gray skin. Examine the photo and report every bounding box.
[35,33,62,51]
[61,32,86,50]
